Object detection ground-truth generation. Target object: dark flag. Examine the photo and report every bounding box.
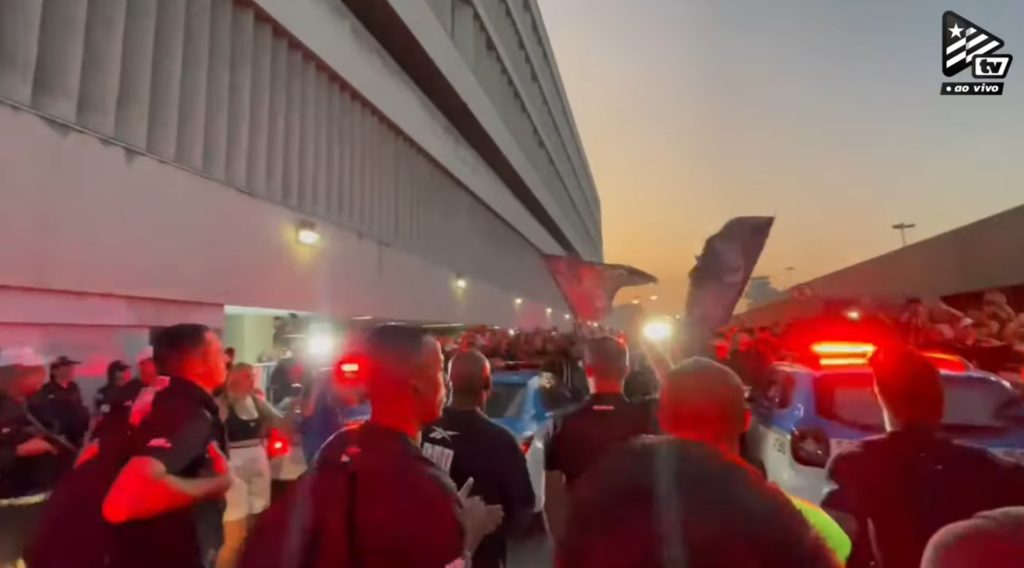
[543,256,657,322]
[684,217,775,347]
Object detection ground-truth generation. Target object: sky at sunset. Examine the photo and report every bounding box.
[538,0,1024,314]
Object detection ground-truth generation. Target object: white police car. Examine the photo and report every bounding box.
[484,365,575,513]
[745,341,1024,504]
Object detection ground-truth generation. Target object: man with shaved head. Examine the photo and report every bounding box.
[242,327,503,568]
[544,336,658,543]
[422,349,535,568]
[658,357,851,563]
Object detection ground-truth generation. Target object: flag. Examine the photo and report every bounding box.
[543,256,657,322]
[685,217,774,334]
[943,11,1004,77]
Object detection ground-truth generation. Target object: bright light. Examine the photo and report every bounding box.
[642,320,673,342]
[564,314,571,320]
[296,221,321,246]
[674,315,682,320]
[307,333,335,357]
[649,295,659,301]
[631,299,640,305]
[515,297,523,306]
[844,309,862,321]
[508,329,517,336]
[811,341,877,357]
[545,307,553,315]
[340,362,360,373]
[455,277,468,290]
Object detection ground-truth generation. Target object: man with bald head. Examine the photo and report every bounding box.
[659,357,851,563]
[422,349,535,568]
[544,336,658,543]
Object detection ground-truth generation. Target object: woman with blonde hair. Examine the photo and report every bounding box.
[216,363,290,568]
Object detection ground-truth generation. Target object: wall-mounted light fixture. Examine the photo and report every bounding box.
[296,220,321,246]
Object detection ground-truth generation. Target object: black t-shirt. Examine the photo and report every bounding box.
[0,394,75,498]
[545,393,658,486]
[109,376,228,568]
[422,408,536,568]
[29,380,90,448]
[304,423,466,568]
[823,428,1024,568]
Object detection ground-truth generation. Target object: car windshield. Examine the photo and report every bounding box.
[816,372,1024,432]
[485,382,528,419]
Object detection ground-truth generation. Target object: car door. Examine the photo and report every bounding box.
[747,369,796,478]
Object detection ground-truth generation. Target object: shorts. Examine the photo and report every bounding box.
[0,499,45,568]
[224,444,271,522]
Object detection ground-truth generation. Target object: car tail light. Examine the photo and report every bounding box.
[267,428,290,460]
[791,428,830,468]
[521,434,534,454]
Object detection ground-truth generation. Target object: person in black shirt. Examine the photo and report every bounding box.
[29,355,90,448]
[422,349,535,568]
[0,347,75,566]
[823,347,1024,568]
[241,325,503,568]
[544,336,657,543]
[559,437,839,568]
[95,360,132,414]
[28,324,232,568]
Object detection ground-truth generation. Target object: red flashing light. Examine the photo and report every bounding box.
[811,341,877,368]
[267,428,290,460]
[521,434,534,454]
[340,362,359,373]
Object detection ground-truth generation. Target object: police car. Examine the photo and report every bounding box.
[485,365,574,512]
[745,340,1024,504]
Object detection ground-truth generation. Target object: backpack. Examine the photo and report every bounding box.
[24,403,140,568]
[239,454,359,568]
[25,380,208,568]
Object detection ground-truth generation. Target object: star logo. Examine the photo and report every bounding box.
[948,23,963,38]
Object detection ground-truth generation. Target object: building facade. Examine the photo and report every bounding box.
[0,0,601,385]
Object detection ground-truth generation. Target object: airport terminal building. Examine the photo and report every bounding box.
[0,0,601,377]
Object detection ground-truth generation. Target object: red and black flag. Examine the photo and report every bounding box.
[543,255,657,323]
[685,217,775,334]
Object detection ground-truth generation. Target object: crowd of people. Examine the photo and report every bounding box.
[0,316,1023,567]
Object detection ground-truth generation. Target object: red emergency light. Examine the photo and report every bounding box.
[266,428,290,460]
[920,351,971,373]
[811,341,877,367]
[334,355,365,383]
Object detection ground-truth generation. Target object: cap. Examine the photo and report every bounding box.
[51,355,82,368]
[0,347,46,368]
[108,360,130,374]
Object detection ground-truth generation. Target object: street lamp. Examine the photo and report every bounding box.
[892,223,916,248]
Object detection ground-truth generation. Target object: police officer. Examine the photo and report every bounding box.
[0,347,74,566]
[544,336,657,542]
[422,349,535,568]
[241,325,504,568]
[29,355,90,448]
[823,347,1024,568]
[28,324,232,568]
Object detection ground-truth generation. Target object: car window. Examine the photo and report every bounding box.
[816,372,1024,432]
[537,372,574,413]
[761,371,794,409]
[485,382,528,419]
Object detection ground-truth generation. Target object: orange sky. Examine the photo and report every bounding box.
[538,0,1024,315]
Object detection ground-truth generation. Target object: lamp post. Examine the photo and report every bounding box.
[892,223,916,248]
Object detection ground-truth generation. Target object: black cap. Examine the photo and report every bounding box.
[51,355,82,368]
[107,360,130,374]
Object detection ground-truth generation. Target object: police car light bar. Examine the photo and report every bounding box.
[811,341,877,367]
